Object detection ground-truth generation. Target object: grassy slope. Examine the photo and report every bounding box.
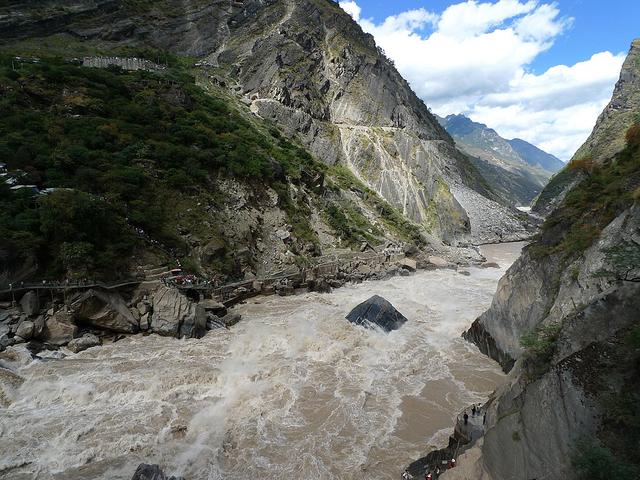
[0,53,422,281]
[0,54,323,279]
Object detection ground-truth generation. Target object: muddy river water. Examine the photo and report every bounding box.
[0,242,525,480]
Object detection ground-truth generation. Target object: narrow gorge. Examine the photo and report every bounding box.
[0,1,638,480]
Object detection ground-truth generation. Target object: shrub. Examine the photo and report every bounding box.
[568,155,596,174]
[520,322,562,363]
[572,438,638,480]
[626,123,640,147]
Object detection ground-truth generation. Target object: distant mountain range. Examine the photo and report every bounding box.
[437,114,564,206]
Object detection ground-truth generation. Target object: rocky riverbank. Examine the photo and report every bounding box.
[0,245,488,358]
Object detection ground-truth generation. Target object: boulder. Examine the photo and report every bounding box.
[179,305,207,339]
[67,334,101,353]
[308,278,332,294]
[0,366,24,407]
[199,299,227,317]
[136,301,150,316]
[222,312,242,327]
[19,291,40,317]
[480,262,500,269]
[399,258,417,272]
[44,311,77,346]
[428,256,450,268]
[151,286,207,338]
[72,289,138,333]
[139,313,151,331]
[346,295,408,332]
[403,243,420,256]
[15,320,34,340]
[357,264,373,275]
[206,315,227,330]
[32,316,45,339]
[0,334,14,349]
[131,464,184,480]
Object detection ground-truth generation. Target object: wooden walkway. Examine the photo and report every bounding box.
[1,250,406,301]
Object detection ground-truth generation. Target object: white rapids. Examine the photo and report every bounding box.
[0,243,525,480]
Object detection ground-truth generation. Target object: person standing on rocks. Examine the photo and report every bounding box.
[471,405,476,416]
[463,412,469,425]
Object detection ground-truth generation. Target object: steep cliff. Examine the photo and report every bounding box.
[533,39,640,217]
[0,0,535,246]
[456,41,640,480]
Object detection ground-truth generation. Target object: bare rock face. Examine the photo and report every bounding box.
[19,290,39,317]
[460,197,640,477]
[44,311,77,346]
[72,289,138,333]
[346,295,408,332]
[150,286,207,338]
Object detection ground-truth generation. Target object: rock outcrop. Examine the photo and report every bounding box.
[346,295,408,332]
[72,289,138,333]
[150,286,207,338]
[453,43,640,480]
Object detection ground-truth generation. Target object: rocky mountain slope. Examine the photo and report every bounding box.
[533,39,640,217]
[438,114,562,206]
[508,138,565,172]
[453,40,640,480]
[0,0,535,261]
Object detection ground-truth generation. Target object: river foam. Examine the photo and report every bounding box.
[0,243,525,480]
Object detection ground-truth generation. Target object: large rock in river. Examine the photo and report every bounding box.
[150,286,206,338]
[72,289,138,333]
[44,310,77,346]
[131,464,184,480]
[346,295,408,332]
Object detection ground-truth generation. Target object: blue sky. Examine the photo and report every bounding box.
[339,0,637,160]
[353,1,638,72]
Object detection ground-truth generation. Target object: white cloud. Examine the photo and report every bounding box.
[338,0,625,161]
[340,1,361,22]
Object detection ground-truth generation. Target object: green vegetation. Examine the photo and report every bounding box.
[520,322,562,364]
[324,201,380,247]
[572,438,639,480]
[532,124,640,259]
[329,165,425,246]
[0,54,322,279]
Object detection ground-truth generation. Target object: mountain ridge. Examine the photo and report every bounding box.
[438,113,562,206]
[0,0,536,247]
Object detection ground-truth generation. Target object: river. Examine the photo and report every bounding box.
[0,242,525,480]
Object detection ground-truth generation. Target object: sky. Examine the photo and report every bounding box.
[337,0,640,161]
